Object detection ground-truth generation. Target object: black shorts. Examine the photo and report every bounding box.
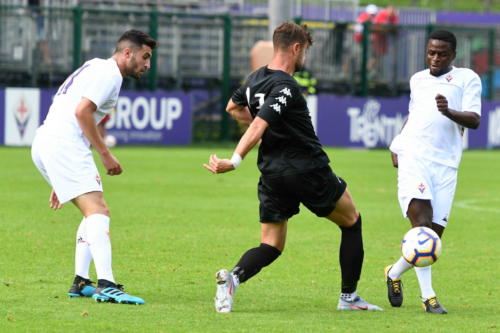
[258,166,347,223]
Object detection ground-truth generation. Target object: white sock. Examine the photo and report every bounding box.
[388,256,413,279]
[415,266,435,300]
[340,290,358,301]
[85,214,115,283]
[231,272,240,289]
[75,217,93,279]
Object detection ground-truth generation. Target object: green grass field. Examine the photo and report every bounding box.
[1,146,498,332]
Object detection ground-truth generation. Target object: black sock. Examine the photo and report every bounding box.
[97,279,116,288]
[339,214,364,293]
[231,243,282,283]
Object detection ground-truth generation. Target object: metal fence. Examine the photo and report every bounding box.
[1,6,497,94]
[0,5,498,140]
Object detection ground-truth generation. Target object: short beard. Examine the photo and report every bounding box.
[294,61,304,72]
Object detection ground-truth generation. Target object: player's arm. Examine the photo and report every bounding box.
[203,116,268,174]
[75,98,122,175]
[391,118,408,168]
[226,99,253,126]
[49,189,62,210]
[435,94,480,129]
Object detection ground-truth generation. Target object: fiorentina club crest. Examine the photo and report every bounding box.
[445,74,453,82]
[96,174,101,185]
[418,182,426,193]
[14,97,30,138]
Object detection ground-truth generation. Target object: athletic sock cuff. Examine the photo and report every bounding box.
[259,243,282,255]
[340,214,362,232]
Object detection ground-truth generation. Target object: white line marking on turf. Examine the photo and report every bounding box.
[454,199,500,213]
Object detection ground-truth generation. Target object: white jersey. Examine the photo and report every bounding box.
[390,66,482,168]
[38,58,122,145]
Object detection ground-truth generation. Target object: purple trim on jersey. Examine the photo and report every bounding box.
[40,89,57,124]
[58,63,91,95]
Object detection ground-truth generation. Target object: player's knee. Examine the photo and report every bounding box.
[86,201,110,217]
[339,213,362,233]
[340,211,359,228]
[95,199,110,216]
[101,205,110,217]
[409,213,432,228]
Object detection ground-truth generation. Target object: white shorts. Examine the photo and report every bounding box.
[397,153,457,227]
[31,132,103,204]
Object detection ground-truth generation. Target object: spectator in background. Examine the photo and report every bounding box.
[28,0,51,66]
[294,68,317,96]
[372,5,399,58]
[351,4,379,77]
[354,4,378,43]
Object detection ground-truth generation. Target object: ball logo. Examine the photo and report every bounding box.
[401,227,442,267]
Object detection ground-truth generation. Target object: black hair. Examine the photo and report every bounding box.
[428,30,456,51]
[114,29,157,53]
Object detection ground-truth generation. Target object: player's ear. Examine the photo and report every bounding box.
[291,42,301,54]
[451,50,456,61]
[123,47,132,59]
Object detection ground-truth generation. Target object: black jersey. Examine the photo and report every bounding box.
[232,66,330,177]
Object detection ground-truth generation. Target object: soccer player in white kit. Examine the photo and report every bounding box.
[31,29,157,304]
[384,30,481,314]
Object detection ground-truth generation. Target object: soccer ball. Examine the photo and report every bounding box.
[401,227,442,267]
[104,134,117,148]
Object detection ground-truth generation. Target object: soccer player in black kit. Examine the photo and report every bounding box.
[204,22,382,313]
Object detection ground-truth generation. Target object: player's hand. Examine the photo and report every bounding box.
[203,154,235,174]
[100,151,123,175]
[435,94,449,115]
[391,152,398,168]
[49,189,62,210]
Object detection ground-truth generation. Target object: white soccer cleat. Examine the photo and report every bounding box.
[214,269,237,313]
[337,294,383,311]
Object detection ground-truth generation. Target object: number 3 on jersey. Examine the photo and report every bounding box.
[246,87,265,110]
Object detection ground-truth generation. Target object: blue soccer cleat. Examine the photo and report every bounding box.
[68,276,96,297]
[92,280,145,305]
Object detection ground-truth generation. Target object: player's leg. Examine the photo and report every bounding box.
[408,198,447,314]
[32,138,97,297]
[296,167,380,310]
[325,188,363,293]
[385,199,433,307]
[386,154,434,307]
[324,190,382,311]
[233,221,287,281]
[72,192,144,304]
[215,221,286,313]
[387,199,434,306]
[215,176,294,313]
[72,192,113,281]
[417,165,456,314]
[68,217,95,297]
[406,199,442,311]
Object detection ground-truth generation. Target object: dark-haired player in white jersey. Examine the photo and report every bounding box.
[204,22,382,313]
[385,30,481,314]
[32,29,157,304]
